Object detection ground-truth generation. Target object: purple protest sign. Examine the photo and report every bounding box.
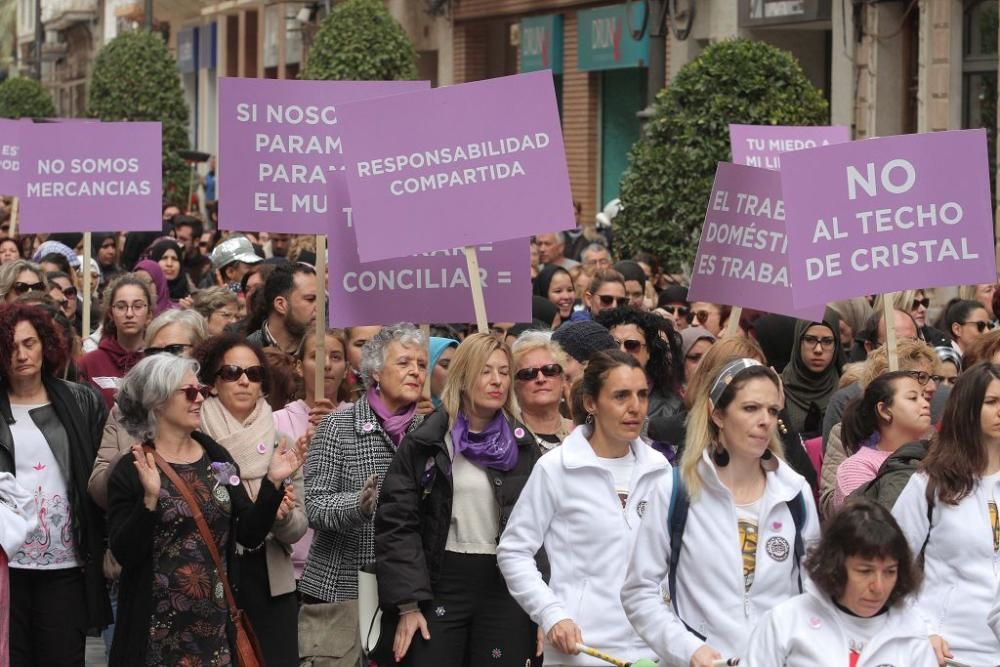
[687,163,824,320]
[0,119,24,197]
[337,71,575,263]
[729,124,850,170]
[329,190,530,326]
[17,121,162,233]
[782,129,996,309]
[218,77,428,234]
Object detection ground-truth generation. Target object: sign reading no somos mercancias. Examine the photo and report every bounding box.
[782,129,997,309]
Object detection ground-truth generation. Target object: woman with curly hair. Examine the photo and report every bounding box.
[596,307,683,422]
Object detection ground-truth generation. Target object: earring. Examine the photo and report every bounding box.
[585,413,594,425]
[760,447,778,472]
[712,444,730,467]
[761,449,774,461]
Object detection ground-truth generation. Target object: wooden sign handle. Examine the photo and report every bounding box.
[882,292,899,371]
[82,232,92,338]
[421,324,432,399]
[463,246,489,335]
[8,197,18,238]
[724,305,743,338]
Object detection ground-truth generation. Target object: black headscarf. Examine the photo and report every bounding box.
[781,314,843,436]
[147,239,190,301]
[751,314,799,373]
[533,264,571,300]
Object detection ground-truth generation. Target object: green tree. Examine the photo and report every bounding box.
[615,39,829,269]
[301,0,417,81]
[87,31,191,208]
[0,77,55,119]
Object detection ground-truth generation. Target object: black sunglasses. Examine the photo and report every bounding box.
[662,305,690,316]
[962,320,991,333]
[178,385,213,402]
[515,363,563,382]
[912,297,930,310]
[145,343,193,357]
[13,281,45,295]
[216,364,265,383]
[61,286,78,299]
[616,338,646,353]
[597,294,630,308]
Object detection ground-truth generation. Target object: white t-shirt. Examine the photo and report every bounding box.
[597,449,636,509]
[736,497,762,591]
[835,605,888,663]
[9,403,80,569]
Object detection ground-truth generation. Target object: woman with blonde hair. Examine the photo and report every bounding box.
[623,358,819,667]
[511,330,573,450]
[375,333,541,666]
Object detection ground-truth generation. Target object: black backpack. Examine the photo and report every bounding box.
[666,466,806,639]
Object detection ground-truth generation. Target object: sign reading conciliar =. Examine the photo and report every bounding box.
[217,77,428,233]
[782,129,996,309]
[328,192,530,327]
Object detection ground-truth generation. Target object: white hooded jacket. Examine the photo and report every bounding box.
[621,451,820,667]
[497,426,668,666]
[0,472,35,558]
[891,471,1000,664]
[744,584,937,667]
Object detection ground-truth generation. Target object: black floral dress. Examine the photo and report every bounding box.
[145,454,233,666]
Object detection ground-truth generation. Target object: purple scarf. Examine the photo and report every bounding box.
[366,387,417,447]
[450,410,518,472]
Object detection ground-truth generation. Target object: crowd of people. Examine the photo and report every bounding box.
[0,201,999,667]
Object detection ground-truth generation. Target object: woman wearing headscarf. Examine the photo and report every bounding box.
[534,265,575,327]
[781,315,843,438]
[428,336,459,409]
[147,239,192,306]
[92,232,124,287]
[132,259,173,317]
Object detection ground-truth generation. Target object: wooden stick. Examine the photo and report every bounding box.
[882,292,899,371]
[725,305,743,338]
[82,232,91,338]
[421,324,432,399]
[8,197,18,237]
[463,246,488,335]
[313,234,327,403]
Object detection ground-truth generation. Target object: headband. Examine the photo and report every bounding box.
[708,358,763,409]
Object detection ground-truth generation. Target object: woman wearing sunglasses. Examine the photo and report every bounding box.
[498,350,665,666]
[0,259,46,304]
[900,289,951,348]
[107,353,301,666]
[596,308,684,423]
[945,298,991,356]
[79,274,154,409]
[577,269,628,320]
[375,333,540,666]
[511,330,573,451]
[195,333,307,667]
[0,303,111,664]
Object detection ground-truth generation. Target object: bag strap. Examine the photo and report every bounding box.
[786,491,807,594]
[918,478,936,567]
[666,466,705,641]
[142,444,241,620]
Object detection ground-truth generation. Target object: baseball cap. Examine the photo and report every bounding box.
[211,236,262,270]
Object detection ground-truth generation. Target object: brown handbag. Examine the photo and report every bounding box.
[143,445,265,667]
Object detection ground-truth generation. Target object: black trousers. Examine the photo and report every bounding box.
[236,548,299,667]
[9,567,87,667]
[405,551,535,667]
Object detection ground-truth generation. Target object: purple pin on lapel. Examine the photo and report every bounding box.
[514,427,525,439]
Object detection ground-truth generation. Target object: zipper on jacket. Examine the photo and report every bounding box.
[743,590,750,618]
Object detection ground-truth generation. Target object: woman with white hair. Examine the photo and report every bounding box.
[299,323,428,667]
[106,354,301,666]
[511,330,572,450]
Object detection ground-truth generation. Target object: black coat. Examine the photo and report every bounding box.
[374,409,540,611]
[0,376,111,631]
[106,431,284,667]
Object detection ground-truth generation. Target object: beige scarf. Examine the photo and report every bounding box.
[200,396,277,500]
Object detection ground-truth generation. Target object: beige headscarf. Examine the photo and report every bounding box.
[200,396,279,500]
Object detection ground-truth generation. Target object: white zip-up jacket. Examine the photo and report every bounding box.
[744,584,937,666]
[891,471,1000,664]
[621,451,820,667]
[497,426,669,666]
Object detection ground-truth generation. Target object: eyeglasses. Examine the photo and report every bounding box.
[905,370,942,386]
[13,281,45,295]
[616,338,646,353]
[912,297,930,310]
[178,385,212,402]
[598,294,630,308]
[112,301,148,314]
[802,334,836,349]
[962,321,991,332]
[60,286,77,299]
[216,364,265,383]
[514,364,564,382]
[145,343,192,357]
[662,305,690,317]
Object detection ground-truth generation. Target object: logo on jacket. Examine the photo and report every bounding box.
[636,500,647,518]
[765,536,790,562]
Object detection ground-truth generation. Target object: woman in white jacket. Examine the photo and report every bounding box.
[745,499,936,666]
[892,362,1000,665]
[498,350,667,665]
[622,358,820,667]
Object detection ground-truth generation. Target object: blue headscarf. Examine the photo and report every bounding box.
[428,337,458,407]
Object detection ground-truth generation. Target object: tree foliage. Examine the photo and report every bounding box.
[87,31,191,208]
[301,0,417,81]
[0,77,55,119]
[615,39,829,270]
